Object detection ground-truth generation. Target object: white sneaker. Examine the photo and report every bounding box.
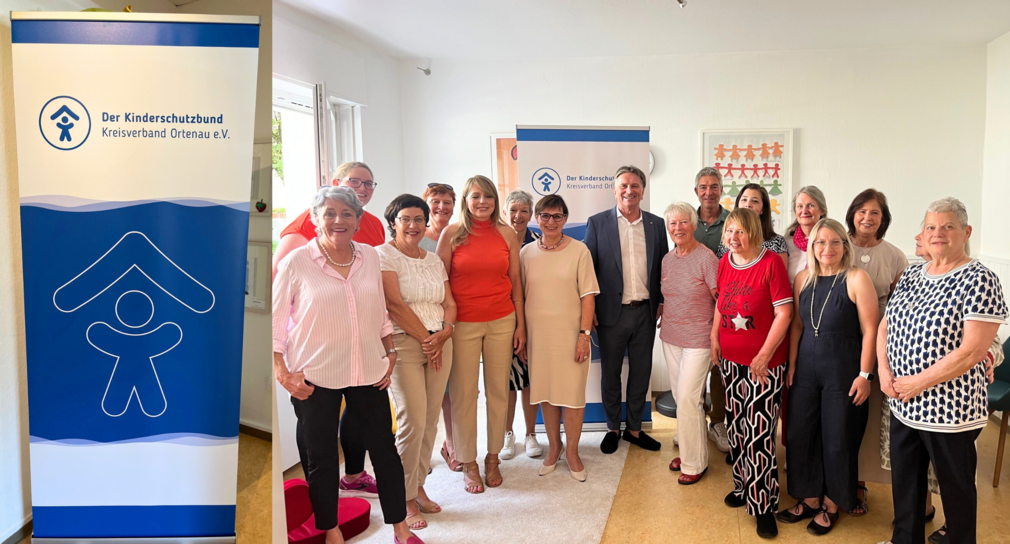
[525,434,543,458]
[709,422,730,453]
[672,433,679,447]
[501,431,516,460]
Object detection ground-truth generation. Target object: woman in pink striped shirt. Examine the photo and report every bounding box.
[660,202,719,486]
[273,186,422,544]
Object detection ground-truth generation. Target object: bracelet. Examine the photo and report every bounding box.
[387,348,397,355]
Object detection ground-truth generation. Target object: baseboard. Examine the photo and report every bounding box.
[2,517,31,544]
[239,423,272,442]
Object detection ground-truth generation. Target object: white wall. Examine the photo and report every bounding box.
[273,1,406,211]
[982,31,1010,261]
[398,46,988,258]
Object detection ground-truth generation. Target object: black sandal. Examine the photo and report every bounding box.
[849,485,869,517]
[928,524,948,544]
[807,507,839,536]
[777,500,820,523]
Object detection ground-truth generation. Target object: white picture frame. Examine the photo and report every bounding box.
[245,242,271,313]
[700,129,794,233]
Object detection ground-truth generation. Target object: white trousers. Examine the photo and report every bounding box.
[663,342,712,475]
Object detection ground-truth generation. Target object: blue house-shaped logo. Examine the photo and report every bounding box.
[39,96,91,150]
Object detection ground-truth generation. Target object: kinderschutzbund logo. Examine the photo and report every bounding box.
[39,96,91,151]
[531,167,561,196]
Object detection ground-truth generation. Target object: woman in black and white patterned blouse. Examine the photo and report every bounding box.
[876,197,1007,544]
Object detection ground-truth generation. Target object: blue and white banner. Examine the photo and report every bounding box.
[12,12,260,540]
[516,125,652,430]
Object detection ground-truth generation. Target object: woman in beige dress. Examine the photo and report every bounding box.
[521,195,599,482]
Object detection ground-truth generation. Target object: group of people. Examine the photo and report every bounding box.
[272,161,1007,544]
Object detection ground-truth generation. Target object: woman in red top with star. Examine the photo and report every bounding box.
[711,207,794,539]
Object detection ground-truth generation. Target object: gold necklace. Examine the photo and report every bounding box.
[391,239,421,259]
[318,239,355,267]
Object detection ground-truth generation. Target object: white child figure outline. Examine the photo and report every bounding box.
[86,290,182,418]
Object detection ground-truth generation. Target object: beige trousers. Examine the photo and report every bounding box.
[390,333,453,500]
[449,312,516,463]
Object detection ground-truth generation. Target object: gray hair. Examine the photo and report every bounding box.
[786,185,828,236]
[615,165,648,189]
[924,197,971,256]
[664,201,698,228]
[503,189,534,212]
[311,186,363,235]
[695,167,723,187]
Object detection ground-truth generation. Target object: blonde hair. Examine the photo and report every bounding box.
[332,161,373,182]
[802,218,855,292]
[723,207,764,249]
[450,175,505,249]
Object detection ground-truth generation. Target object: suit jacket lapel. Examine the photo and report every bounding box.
[605,208,623,277]
[644,212,656,281]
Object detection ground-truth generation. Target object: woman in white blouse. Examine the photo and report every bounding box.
[378,194,458,531]
[273,186,422,544]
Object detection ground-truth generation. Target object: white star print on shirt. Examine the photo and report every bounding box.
[731,313,749,331]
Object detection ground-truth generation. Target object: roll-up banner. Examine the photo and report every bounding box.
[12,12,259,542]
[516,125,652,431]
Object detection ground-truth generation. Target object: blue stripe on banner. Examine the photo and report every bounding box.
[516,128,649,143]
[538,402,652,424]
[12,20,259,47]
[32,505,235,538]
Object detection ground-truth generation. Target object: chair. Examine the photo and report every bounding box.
[284,479,371,543]
[988,337,1010,487]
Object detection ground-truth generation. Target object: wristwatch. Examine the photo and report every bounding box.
[579,330,592,337]
[387,348,397,355]
[859,371,874,381]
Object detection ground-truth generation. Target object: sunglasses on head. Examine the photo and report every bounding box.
[427,183,453,190]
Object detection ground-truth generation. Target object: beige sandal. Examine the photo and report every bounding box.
[415,496,441,514]
[462,461,484,494]
[484,456,503,488]
[405,512,426,530]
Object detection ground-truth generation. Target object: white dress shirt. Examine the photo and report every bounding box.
[616,206,649,303]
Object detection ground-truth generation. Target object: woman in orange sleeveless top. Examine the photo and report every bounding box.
[436,175,526,494]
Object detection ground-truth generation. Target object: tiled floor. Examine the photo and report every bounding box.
[601,408,1010,543]
[15,432,271,544]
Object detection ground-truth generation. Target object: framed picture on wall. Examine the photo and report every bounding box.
[700,129,794,234]
[489,133,519,200]
[245,242,271,313]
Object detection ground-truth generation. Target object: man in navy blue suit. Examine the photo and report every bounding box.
[584,165,668,454]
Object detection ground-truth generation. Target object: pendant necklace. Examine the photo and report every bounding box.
[810,272,840,337]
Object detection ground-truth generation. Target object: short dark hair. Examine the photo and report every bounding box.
[535,194,568,217]
[845,188,892,240]
[735,183,777,240]
[384,194,430,237]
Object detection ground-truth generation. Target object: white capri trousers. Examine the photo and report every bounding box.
[663,342,712,476]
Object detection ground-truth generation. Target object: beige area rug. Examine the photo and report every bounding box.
[349,402,629,544]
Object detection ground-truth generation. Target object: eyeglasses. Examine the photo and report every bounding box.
[538,213,567,223]
[342,178,378,190]
[427,183,453,190]
[396,217,426,226]
[813,240,846,248]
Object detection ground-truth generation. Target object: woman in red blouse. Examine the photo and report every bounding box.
[436,175,526,494]
[711,208,794,539]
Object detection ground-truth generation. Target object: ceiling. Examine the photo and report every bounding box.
[278,0,1010,60]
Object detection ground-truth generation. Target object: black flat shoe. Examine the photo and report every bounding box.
[806,508,839,536]
[777,501,819,524]
[724,491,746,508]
[622,429,661,451]
[600,431,620,454]
[756,513,778,539]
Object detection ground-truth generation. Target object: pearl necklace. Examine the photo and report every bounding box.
[319,239,355,267]
[810,272,840,337]
[538,234,564,250]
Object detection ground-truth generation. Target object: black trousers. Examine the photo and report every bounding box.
[784,359,868,511]
[890,415,982,544]
[597,303,655,432]
[291,383,406,530]
[297,412,367,478]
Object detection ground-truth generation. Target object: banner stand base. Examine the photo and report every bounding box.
[33,537,236,544]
